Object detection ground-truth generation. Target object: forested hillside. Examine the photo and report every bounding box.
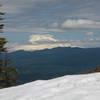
[8,47,100,84]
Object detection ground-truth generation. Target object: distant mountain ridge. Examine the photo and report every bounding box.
[8,47,100,84]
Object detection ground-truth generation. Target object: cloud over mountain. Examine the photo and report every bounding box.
[10,34,71,51]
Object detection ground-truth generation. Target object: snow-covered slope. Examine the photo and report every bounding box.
[0,73,100,100]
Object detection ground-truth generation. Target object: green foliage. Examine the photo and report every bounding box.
[3,67,18,86]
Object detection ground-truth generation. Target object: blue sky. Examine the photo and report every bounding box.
[0,0,100,51]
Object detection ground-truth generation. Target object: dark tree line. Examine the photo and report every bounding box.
[0,5,18,88]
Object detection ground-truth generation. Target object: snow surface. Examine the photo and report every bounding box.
[0,73,100,100]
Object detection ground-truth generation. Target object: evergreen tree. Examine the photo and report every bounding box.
[0,5,18,88]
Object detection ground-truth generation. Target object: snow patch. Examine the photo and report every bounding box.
[0,73,100,100]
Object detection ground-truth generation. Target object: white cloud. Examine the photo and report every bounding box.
[29,34,57,44]
[86,38,100,42]
[1,0,100,34]
[5,26,63,33]
[62,19,100,29]
[65,38,100,48]
[8,36,100,52]
[85,32,94,36]
[12,43,71,51]
[51,22,59,28]
[9,34,71,51]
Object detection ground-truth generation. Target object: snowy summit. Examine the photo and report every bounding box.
[0,73,100,100]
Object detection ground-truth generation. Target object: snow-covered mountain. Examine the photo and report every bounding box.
[0,73,100,100]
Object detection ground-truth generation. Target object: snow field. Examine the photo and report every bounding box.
[0,73,100,100]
